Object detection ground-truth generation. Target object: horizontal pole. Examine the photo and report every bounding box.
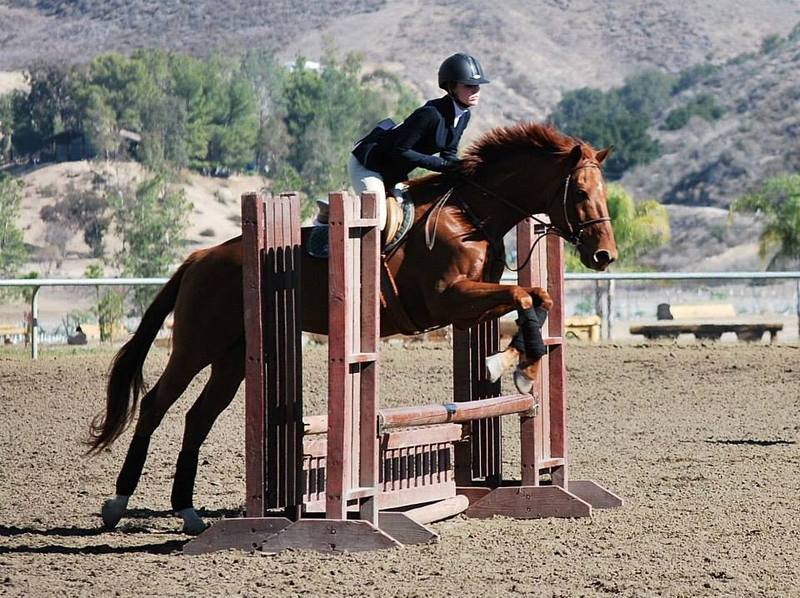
[304,416,328,435]
[401,495,470,525]
[2,271,799,289]
[501,271,800,283]
[379,394,535,429]
[0,278,169,287]
[302,395,535,436]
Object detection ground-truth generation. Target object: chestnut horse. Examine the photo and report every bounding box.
[89,122,617,534]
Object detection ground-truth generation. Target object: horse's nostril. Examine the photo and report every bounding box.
[593,250,611,265]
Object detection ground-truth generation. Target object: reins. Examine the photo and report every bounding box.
[421,162,611,270]
[460,162,610,246]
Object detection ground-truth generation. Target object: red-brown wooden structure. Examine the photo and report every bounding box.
[185,191,621,554]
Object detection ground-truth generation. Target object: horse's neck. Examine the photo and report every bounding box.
[466,158,566,238]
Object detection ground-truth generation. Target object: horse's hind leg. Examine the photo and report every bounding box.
[170,342,244,534]
[101,351,204,530]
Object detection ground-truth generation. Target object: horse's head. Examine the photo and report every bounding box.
[455,123,618,271]
[551,144,618,271]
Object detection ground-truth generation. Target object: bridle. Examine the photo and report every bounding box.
[422,161,609,270]
[459,161,611,247]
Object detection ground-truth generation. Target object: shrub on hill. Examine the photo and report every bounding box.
[550,72,675,180]
[663,94,725,131]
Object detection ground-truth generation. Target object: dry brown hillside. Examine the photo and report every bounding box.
[2,1,799,274]
[2,0,798,133]
[621,37,800,209]
[11,160,263,277]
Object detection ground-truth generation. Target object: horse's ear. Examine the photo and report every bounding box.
[568,144,583,168]
[595,146,614,164]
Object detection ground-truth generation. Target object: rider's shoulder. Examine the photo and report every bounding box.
[407,99,448,124]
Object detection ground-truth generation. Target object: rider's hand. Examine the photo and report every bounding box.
[442,158,464,172]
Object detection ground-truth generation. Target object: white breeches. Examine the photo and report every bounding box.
[348,154,387,229]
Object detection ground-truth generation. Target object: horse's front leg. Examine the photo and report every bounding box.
[482,288,554,392]
[441,281,552,392]
[442,280,543,324]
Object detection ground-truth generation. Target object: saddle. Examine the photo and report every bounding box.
[307,193,414,259]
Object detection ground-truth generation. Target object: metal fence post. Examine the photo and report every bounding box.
[30,286,40,360]
[796,280,800,338]
[606,279,615,341]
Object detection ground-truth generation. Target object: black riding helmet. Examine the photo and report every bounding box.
[438,53,490,89]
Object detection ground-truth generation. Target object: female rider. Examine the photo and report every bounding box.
[348,53,489,229]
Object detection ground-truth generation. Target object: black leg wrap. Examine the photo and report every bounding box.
[171,449,199,512]
[510,331,525,353]
[515,306,548,360]
[115,434,151,496]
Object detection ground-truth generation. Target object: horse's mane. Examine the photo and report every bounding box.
[461,122,585,174]
[406,122,588,197]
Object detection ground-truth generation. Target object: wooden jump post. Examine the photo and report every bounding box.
[451,220,622,518]
[185,191,621,554]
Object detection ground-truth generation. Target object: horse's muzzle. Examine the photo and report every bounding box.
[592,250,615,270]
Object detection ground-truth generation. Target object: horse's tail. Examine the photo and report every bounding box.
[86,258,193,455]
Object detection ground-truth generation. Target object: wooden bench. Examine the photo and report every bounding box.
[630,303,783,343]
[0,324,27,344]
[565,315,601,342]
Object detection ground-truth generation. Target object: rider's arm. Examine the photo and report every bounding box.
[440,112,469,162]
[390,107,450,172]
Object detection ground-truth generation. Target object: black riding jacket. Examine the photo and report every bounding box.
[352,95,470,188]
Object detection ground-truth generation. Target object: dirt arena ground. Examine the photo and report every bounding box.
[1,341,799,597]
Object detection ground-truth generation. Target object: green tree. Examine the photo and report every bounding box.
[138,93,189,169]
[0,93,14,162]
[206,74,258,170]
[11,63,81,155]
[282,54,388,199]
[81,88,119,159]
[730,173,800,269]
[110,171,191,313]
[242,50,292,176]
[0,175,28,277]
[565,184,670,271]
[85,263,125,341]
[363,68,421,123]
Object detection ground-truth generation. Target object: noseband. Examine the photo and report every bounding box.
[553,163,612,247]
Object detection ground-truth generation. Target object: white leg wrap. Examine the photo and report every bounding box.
[101,494,130,529]
[177,507,207,535]
[513,367,534,394]
[485,353,506,383]
[485,349,520,383]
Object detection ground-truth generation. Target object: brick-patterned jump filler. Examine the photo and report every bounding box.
[185,192,621,554]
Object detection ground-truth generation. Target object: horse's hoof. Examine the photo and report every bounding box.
[513,368,534,394]
[178,508,207,535]
[485,353,505,382]
[101,494,129,529]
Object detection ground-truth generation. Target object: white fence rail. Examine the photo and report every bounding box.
[2,272,800,358]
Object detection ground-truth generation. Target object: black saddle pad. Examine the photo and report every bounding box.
[306,224,329,259]
[305,197,414,259]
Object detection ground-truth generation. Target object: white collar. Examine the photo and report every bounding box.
[452,98,469,127]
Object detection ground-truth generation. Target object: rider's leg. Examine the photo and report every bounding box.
[348,154,387,229]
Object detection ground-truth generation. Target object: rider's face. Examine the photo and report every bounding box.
[454,83,481,107]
